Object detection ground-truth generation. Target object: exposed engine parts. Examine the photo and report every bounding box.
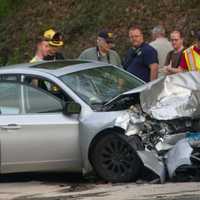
[117,104,200,182]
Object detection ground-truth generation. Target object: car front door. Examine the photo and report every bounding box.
[0,81,81,173]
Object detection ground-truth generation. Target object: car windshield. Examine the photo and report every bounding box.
[60,66,143,108]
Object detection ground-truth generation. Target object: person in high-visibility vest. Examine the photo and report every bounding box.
[178,31,200,72]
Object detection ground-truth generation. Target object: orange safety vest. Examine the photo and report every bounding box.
[184,46,200,71]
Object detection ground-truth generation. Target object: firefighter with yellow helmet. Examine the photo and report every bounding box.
[30,28,64,63]
[43,29,64,60]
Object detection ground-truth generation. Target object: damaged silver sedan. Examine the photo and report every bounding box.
[0,60,199,183]
[0,60,143,183]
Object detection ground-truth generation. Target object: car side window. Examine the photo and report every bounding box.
[0,82,22,115]
[24,84,63,114]
[23,75,72,102]
[0,74,19,82]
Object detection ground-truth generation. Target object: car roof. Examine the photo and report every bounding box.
[0,59,114,77]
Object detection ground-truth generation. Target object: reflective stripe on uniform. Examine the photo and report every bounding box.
[184,46,200,71]
[193,50,200,72]
[184,46,196,71]
[29,56,43,63]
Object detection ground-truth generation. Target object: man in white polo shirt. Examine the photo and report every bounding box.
[150,25,173,77]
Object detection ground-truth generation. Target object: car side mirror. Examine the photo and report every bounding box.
[63,102,81,115]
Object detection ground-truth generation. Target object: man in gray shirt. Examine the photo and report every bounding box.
[150,25,173,77]
[79,31,121,66]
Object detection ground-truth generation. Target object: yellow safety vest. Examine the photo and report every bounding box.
[29,56,43,63]
[184,46,200,71]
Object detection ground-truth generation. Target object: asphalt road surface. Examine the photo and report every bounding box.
[0,173,200,200]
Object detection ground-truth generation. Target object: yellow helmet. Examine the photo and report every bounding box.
[43,29,64,47]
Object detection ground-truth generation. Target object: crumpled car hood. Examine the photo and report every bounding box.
[140,72,200,120]
[113,72,200,182]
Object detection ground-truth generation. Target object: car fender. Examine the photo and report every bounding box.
[137,150,166,183]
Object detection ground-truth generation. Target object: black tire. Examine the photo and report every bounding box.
[90,133,142,182]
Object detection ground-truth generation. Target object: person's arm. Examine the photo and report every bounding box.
[164,51,187,75]
[111,50,122,67]
[165,66,183,74]
[164,60,175,75]
[115,52,122,67]
[122,48,134,70]
[144,46,159,81]
[164,51,172,66]
[165,52,187,74]
[150,63,158,80]
[163,51,172,75]
[79,52,85,59]
[79,50,88,60]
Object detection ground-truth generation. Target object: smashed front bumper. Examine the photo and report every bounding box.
[114,72,200,183]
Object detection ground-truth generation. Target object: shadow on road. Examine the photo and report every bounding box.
[0,172,95,183]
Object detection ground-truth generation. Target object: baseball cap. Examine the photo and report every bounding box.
[98,31,113,43]
[43,29,64,47]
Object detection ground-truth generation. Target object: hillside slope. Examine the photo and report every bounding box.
[0,0,199,65]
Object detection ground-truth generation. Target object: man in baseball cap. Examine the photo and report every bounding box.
[79,30,121,66]
[98,31,113,43]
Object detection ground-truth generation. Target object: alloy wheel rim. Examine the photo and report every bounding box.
[100,138,135,177]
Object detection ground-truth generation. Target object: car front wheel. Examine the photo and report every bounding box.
[90,132,142,182]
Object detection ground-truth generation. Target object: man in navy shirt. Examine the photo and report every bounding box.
[123,26,158,82]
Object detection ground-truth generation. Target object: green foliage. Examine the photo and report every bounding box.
[0,0,11,18]
[1,0,200,65]
[64,0,129,34]
[0,0,26,65]
[0,0,24,19]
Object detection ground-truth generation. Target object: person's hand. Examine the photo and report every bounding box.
[163,61,173,75]
[163,65,172,75]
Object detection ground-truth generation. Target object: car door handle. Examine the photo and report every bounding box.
[0,124,21,130]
